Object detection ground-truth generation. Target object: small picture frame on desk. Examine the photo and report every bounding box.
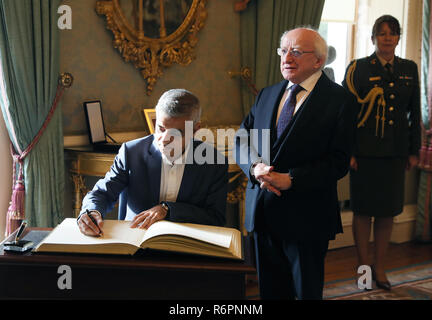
[83,100,106,144]
[143,108,156,134]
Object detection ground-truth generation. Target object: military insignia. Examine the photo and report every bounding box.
[371,59,377,65]
[369,76,381,81]
[404,76,413,80]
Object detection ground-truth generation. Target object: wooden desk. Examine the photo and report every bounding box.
[0,228,255,299]
[65,146,247,233]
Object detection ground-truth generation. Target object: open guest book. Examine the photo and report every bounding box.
[34,218,243,260]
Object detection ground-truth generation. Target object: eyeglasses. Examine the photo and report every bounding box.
[277,48,315,58]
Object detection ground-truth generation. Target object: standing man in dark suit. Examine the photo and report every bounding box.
[235,28,355,299]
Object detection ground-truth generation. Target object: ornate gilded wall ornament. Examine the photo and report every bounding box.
[96,0,207,95]
[59,72,74,88]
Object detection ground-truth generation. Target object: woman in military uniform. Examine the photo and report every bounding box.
[342,15,420,290]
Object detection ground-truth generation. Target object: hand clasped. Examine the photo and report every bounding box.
[254,163,292,196]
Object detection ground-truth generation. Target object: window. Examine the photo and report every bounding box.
[319,0,407,85]
[319,0,356,85]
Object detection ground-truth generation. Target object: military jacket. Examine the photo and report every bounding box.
[342,53,420,157]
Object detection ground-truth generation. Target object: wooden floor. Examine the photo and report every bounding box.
[325,241,432,282]
[246,241,432,298]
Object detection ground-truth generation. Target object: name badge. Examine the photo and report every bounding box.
[369,76,381,81]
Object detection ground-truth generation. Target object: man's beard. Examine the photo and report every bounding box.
[159,138,186,163]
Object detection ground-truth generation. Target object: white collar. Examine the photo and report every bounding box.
[376,53,395,67]
[161,138,192,166]
[287,70,322,92]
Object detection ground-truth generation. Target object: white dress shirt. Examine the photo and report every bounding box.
[276,70,322,125]
[159,140,192,202]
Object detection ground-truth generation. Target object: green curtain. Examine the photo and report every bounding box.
[416,0,432,242]
[0,0,64,231]
[239,0,325,116]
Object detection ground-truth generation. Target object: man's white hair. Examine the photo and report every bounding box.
[280,27,328,67]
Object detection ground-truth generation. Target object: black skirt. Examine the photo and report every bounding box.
[350,157,407,217]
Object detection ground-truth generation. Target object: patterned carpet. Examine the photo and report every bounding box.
[324,261,432,300]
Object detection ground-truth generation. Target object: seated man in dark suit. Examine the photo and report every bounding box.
[78,89,228,236]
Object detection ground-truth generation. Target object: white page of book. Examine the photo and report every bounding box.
[41,218,144,247]
[142,220,233,248]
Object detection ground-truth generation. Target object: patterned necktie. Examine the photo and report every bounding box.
[277,84,304,138]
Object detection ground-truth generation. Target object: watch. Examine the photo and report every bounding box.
[160,201,170,218]
[250,159,263,184]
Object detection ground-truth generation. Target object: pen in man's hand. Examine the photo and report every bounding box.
[86,209,103,236]
[14,220,27,243]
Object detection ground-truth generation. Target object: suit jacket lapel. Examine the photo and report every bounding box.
[369,52,394,82]
[392,56,401,81]
[272,73,329,162]
[267,80,289,145]
[177,165,197,202]
[177,140,200,202]
[148,137,162,204]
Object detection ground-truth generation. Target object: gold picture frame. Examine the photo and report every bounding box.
[96,0,208,95]
[143,108,156,134]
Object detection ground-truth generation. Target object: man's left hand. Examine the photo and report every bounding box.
[130,205,167,229]
[257,171,292,196]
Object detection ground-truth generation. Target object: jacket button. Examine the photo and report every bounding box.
[389,120,394,125]
[390,94,395,99]
[389,82,394,87]
[389,106,394,111]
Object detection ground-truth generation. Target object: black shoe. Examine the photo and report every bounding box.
[371,265,391,291]
[375,279,392,291]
